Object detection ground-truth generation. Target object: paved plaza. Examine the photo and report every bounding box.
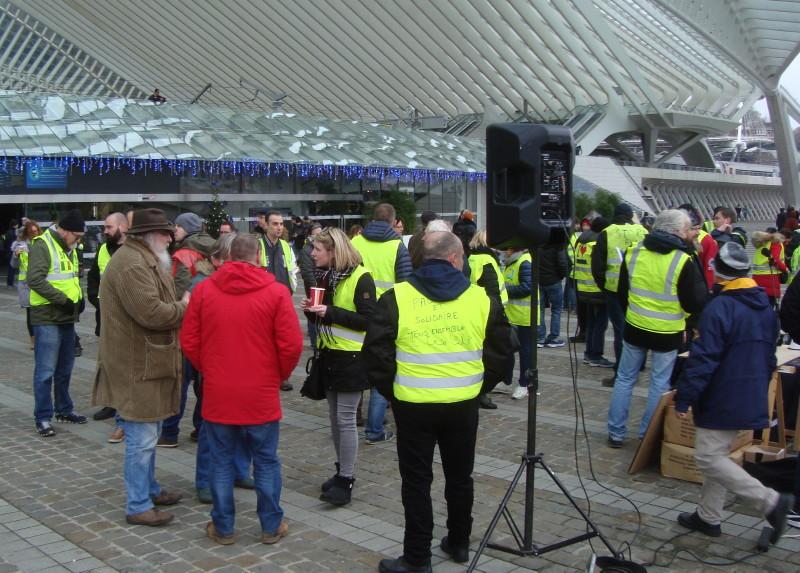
[0,284,798,573]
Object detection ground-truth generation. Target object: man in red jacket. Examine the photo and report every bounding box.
[180,234,303,546]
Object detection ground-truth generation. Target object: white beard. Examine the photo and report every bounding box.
[155,249,172,272]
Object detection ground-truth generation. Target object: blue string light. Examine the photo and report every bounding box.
[0,155,486,182]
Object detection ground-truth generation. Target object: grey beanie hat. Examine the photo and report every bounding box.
[175,212,203,236]
[712,242,751,280]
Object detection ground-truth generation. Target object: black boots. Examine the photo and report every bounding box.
[321,463,340,493]
[319,475,354,506]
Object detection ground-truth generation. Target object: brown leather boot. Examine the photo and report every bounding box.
[152,490,183,506]
[126,508,174,526]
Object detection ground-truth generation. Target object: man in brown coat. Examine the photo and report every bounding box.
[92,209,189,527]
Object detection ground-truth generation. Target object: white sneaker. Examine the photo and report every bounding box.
[787,510,800,529]
[789,340,800,350]
[511,386,529,400]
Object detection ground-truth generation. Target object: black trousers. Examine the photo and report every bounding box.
[393,398,479,566]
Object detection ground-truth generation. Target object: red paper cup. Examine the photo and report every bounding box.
[310,287,325,306]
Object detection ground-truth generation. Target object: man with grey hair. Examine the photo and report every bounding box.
[92,208,189,527]
[363,231,512,572]
[606,209,708,448]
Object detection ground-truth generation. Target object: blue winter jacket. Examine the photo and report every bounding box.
[675,280,778,430]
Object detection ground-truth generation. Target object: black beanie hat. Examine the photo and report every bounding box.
[614,203,633,218]
[58,209,85,232]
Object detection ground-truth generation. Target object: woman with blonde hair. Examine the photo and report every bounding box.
[11,220,43,348]
[301,227,376,506]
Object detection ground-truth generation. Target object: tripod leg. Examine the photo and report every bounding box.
[466,458,530,572]
[536,459,620,556]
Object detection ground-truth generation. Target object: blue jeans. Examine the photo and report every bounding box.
[195,421,252,489]
[32,324,76,422]
[121,420,162,515]
[366,387,389,440]
[507,325,532,387]
[161,357,196,441]
[607,341,677,441]
[605,292,626,366]
[206,421,283,536]
[563,278,577,310]
[584,303,609,361]
[537,282,563,342]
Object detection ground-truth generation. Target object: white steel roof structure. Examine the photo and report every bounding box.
[2,0,800,201]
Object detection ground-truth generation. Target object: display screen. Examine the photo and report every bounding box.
[540,152,569,220]
[26,164,68,189]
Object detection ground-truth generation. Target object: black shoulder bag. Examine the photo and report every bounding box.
[300,346,326,400]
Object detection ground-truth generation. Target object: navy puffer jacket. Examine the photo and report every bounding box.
[675,281,778,430]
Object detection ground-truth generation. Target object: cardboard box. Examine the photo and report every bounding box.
[660,441,748,484]
[744,444,786,463]
[663,405,753,451]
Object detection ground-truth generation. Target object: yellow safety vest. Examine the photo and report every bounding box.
[624,244,689,334]
[29,230,82,306]
[792,246,800,280]
[697,229,709,245]
[18,249,28,282]
[393,281,489,404]
[259,236,296,290]
[573,241,600,293]
[567,233,578,267]
[504,252,539,327]
[753,243,783,276]
[351,234,400,297]
[468,252,508,305]
[604,223,648,292]
[319,265,371,352]
[97,243,111,276]
[702,220,715,234]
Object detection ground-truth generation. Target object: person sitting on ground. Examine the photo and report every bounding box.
[148,89,166,103]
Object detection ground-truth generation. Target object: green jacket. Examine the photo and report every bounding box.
[27,228,82,326]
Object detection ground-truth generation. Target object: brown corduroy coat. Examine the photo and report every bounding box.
[91,236,186,422]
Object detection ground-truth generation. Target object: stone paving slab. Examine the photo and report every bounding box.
[0,288,799,572]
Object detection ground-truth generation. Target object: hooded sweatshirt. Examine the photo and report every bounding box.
[360,220,413,281]
[617,230,708,351]
[180,261,303,425]
[362,259,513,401]
[675,279,778,429]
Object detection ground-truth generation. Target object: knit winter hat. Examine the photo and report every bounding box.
[421,210,437,225]
[58,209,85,232]
[712,242,751,280]
[614,203,633,218]
[175,212,203,235]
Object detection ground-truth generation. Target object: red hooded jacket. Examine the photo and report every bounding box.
[180,261,303,425]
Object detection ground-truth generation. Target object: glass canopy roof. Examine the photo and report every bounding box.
[0,91,486,178]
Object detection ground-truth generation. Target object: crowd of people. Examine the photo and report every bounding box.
[9,199,800,571]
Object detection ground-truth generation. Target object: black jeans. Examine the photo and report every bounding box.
[393,398,479,566]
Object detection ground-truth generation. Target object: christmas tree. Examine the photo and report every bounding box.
[205,192,230,238]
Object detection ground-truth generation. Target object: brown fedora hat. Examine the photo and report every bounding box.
[127,208,176,235]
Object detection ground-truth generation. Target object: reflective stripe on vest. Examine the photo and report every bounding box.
[259,237,296,290]
[393,282,489,403]
[351,234,400,297]
[319,265,370,352]
[29,230,82,306]
[624,245,689,333]
[752,243,783,276]
[468,252,508,305]
[604,224,648,292]
[792,246,800,280]
[503,252,538,326]
[97,243,111,276]
[18,250,28,282]
[573,240,600,293]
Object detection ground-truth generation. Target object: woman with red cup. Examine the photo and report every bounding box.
[301,227,376,506]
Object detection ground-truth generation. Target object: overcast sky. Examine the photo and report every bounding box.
[751,55,799,127]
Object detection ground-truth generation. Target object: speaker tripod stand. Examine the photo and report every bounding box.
[467,248,619,572]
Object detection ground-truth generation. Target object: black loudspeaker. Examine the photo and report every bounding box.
[486,123,574,249]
